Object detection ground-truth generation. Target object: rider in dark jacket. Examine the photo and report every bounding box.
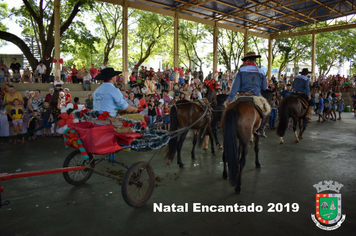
[292,68,315,122]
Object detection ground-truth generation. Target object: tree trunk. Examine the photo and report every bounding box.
[0,31,38,70]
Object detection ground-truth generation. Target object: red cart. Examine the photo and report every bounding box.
[0,122,159,208]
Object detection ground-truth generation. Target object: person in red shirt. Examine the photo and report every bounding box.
[64,88,71,105]
[71,65,78,83]
[89,64,98,81]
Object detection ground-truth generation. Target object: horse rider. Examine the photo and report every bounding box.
[291,68,315,122]
[226,51,269,138]
[93,67,138,116]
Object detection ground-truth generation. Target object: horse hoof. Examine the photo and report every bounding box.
[211,152,215,155]
[217,144,223,149]
[235,188,241,194]
[295,139,299,143]
[191,155,195,159]
[255,163,261,168]
[179,163,184,168]
[166,160,172,167]
[222,172,228,179]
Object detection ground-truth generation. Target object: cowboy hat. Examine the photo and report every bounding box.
[95,68,122,80]
[242,51,261,61]
[299,68,312,74]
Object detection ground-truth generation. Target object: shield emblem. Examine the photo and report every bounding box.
[316,193,342,225]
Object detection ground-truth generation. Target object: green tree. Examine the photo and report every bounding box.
[215,29,244,71]
[129,10,173,67]
[0,2,9,47]
[0,0,92,79]
[179,20,210,70]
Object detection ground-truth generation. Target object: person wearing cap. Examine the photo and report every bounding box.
[292,68,315,122]
[93,68,138,117]
[280,83,292,98]
[226,51,269,138]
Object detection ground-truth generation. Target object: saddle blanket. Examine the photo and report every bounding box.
[235,95,271,116]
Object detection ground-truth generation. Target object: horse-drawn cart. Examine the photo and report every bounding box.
[0,119,170,208]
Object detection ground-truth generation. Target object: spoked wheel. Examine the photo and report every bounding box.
[63,150,95,186]
[122,162,155,207]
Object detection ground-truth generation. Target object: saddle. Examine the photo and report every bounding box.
[236,96,271,117]
[291,94,308,109]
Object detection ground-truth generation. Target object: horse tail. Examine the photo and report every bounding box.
[223,106,239,187]
[165,105,178,162]
[276,98,289,137]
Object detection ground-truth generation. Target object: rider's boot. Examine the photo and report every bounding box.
[255,115,269,138]
[306,106,313,123]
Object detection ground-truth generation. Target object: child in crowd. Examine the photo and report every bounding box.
[42,101,53,137]
[156,102,163,132]
[337,93,344,120]
[148,96,156,125]
[27,110,38,140]
[317,94,325,122]
[153,90,161,102]
[10,99,25,144]
[163,101,170,131]
[269,94,279,129]
[59,92,65,106]
[73,97,80,110]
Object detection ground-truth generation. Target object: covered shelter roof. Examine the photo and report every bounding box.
[109,0,356,38]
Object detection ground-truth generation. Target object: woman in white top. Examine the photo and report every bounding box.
[54,76,64,90]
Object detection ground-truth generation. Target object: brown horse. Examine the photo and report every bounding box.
[276,96,308,144]
[222,91,272,193]
[165,86,216,168]
[222,101,261,193]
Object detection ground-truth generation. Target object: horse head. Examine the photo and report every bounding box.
[203,83,217,107]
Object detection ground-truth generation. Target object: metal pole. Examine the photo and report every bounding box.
[54,0,61,78]
[122,0,128,84]
[174,11,179,83]
[311,31,316,82]
[213,21,218,79]
[244,29,249,56]
[268,36,273,81]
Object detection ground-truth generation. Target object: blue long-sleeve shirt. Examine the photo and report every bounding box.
[93,82,129,117]
[292,75,310,95]
[228,65,267,101]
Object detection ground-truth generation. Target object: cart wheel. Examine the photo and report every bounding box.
[122,162,155,207]
[63,150,94,186]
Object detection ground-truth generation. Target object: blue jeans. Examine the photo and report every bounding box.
[83,81,92,90]
[156,83,161,90]
[269,108,277,128]
[148,115,155,125]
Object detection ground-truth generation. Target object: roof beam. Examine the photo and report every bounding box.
[175,0,215,12]
[272,21,356,39]
[215,0,295,29]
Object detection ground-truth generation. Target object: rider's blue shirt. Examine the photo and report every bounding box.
[93,82,129,117]
[228,65,267,101]
[292,75,310,95]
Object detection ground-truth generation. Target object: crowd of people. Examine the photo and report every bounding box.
[0,83,93,144]
[1,56,356,143]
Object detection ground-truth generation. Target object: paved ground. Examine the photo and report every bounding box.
[0,113,355,236]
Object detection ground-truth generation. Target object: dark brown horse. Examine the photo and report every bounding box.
[165,86,216,168]
[222,91,272,193]
[276,96,308,144]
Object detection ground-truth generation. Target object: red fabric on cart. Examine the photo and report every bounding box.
[68,122,122,155]
[116,133,141,145]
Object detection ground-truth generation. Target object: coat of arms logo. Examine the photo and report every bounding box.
[311,181,346,231]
